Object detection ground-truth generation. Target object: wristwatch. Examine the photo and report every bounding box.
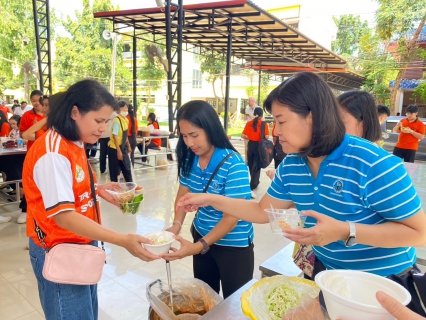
[345,222,356,247]
[198,238,210,255]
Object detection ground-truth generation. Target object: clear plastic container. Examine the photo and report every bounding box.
[105,182,137,204]
[264,208,306,234]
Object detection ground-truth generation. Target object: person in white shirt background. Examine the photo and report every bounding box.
[13,101,32,116]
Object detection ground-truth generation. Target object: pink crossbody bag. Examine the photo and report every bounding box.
[36,161,106,285]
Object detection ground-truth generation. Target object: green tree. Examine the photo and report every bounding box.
[0,0,39,97]
[138,40,166,119]
[200,51,226,100]
[357,32,397,105]
[376,0,426,114]
[413,81,426,103]
[54,0,131,93]
[331,15,370,55]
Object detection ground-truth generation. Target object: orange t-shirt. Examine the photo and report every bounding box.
[243,119,269,142]
[20,110,45,150]
[395,118,426,151]
[0,106,9,117]
[126,116,139,137]
[24,129,100,248]
[151,122,161,147]
[0,122,10,137]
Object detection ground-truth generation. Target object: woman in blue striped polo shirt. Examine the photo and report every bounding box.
[176,73,426,309]
[162,100,254,299]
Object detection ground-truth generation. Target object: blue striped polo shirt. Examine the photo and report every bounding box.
[268,134,422,276]
[180,148,254,247]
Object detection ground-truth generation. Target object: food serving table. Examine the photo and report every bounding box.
[200,279,257,319]
[134,135,174,170]
[404,162,426,267]
[259,243,302,278]
[0,147,27,207]
[0,147,27,156]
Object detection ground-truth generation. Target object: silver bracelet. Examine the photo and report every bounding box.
[173,220,182,230]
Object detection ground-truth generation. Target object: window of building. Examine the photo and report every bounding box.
[192,69,202,89]
[193,46,202,63]
[140,95,156,104]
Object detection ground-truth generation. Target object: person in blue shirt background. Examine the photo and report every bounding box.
[163,100,254,299]
[176,73,426,314]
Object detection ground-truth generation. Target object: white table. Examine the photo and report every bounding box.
[134,135,175,170]
[0,147,26,206]
[200,279,257,319]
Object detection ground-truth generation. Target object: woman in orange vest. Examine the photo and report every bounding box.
[24,80,158,320]
[241,107,269,198]
[137,112,161,162]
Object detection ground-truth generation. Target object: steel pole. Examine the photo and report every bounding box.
[165,0,173,133]
[224,23,232,134]
[133,30,137,116]
[257,61,261,105]
[110,33,118,95]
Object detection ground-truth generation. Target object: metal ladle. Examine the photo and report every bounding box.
[165,260,174,314]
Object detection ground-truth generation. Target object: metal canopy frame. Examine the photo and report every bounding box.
[94,0,364,131]
[32,0,53,96]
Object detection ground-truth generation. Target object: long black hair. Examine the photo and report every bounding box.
[47,80,118,141]
[337,90,382,143]
[128,104,136,136]
[264,72,345,158]
[9,115,21,127]
[147,112,159,129]
[252,107,264,132]
[0,111,8,132]
[176,100,237,177]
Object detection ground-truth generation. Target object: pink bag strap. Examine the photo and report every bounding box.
[87,160,104,251]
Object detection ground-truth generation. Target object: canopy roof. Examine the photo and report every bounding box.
[94,0,363,90]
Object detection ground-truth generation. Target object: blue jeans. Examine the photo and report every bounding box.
[29,238,99,320]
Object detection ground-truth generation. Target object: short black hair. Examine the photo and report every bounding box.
[176,100,237,177]
[47,80,118,141]
[21,101,27,105]
[264,72,345,157]
[30,90,43,99]
[406,104,418,113]
[338,90,382,143]
[13,100,19,103]
[9,115,21,126]
[117,100,128,109]
[377,105,390,117]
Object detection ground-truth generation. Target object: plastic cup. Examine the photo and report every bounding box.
[143,231,175,255]
[315,270,411,320]
[264,208,306,234]
[105,182,137,204]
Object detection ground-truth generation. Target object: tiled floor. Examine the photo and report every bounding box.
[0,140,291,320]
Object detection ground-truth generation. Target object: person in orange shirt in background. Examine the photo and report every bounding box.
[0,101,9,118]
[126,104,139,166]
[137,112,161,162]
[20,90,45,150]
[241,107,269,199]
[24,80,158,320]
[393,104,425,163]
[0,110,10,137]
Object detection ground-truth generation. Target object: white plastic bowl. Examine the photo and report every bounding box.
[142,231,175,255]
[315,270,411,320]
